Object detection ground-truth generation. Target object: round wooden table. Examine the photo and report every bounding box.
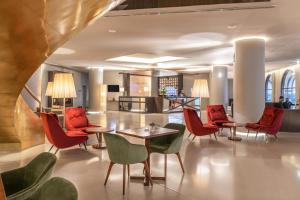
[223,123,245,141]
[85,127,113,149]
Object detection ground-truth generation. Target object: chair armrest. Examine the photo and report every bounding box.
[165,135,183,154]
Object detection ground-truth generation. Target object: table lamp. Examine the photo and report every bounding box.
[192,79,210,117]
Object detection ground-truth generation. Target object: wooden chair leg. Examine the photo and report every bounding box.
[83,143,87,150]
[247,130,250,139]
[48,145,54,152]
[187,133,192,138]
[143,161,153,186]
[104,162,114,186]
[123,164,126,195]
[213,132,217,141]
[127,164,130,177]
[176,153,185,173]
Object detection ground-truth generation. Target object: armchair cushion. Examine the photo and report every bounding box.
[25,177,77,200]
[2,153,57,200]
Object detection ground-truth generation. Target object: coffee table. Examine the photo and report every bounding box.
[85,127,114,149]
[0,176,6,200]
[117,127,179,186]
[223,123,245,141]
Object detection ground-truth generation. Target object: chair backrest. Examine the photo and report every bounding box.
[206,105,228,123]
[164,123,186,142]
[65,108,89,130]
[103,133,132,164]
[183,108,204,134]
[23,152,57,190]
[259,107,284,130]
[40,113,71,148]
[26,177,77,200]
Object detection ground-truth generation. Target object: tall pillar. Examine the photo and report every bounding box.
[210,66,228,107]
[234,38,266,122]
[89,68,104,112]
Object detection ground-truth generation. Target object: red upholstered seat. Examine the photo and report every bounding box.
[65,108,100,132]
[206,105,233,128]
[40,113,88,152]
[183,108,218,140]
[246,107,284,136]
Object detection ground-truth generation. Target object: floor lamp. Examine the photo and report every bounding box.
[45,82,53,108]
[192,79,210,118]
[52,73,77,126]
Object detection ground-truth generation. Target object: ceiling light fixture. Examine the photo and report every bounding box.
[227,25,237,29]
[232,36,269,43]
[108,29,117,33]
[53,48,75,55]
[107,54,185,64]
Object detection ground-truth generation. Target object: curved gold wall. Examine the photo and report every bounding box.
[0,0,118,150]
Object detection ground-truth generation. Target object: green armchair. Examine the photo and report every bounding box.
[150,123,186,177]
[1,152,57,200]
[103,132,152,195]
[25,177,77,200]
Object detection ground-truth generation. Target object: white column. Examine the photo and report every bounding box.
[234,38,266,122]
[210,66,228,107]
[89,68,104,112]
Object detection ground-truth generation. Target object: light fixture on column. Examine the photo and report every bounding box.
[144,86,150,96]
[120,87,125,96]
[192,79,210,117]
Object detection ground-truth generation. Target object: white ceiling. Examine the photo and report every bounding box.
[47,0,300,73]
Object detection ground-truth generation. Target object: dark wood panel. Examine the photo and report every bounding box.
[115,0,270,10]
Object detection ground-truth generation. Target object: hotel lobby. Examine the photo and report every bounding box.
[1,0,300,200]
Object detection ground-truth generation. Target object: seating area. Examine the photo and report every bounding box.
[2,1,300,200]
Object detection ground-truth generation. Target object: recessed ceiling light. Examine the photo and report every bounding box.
[108,29,117,33]
[53,48,75,55]
[227,25,237,29]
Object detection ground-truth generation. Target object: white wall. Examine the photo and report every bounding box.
[103,70,123,101]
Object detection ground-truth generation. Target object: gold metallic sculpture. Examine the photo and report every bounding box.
[0,0,122,150]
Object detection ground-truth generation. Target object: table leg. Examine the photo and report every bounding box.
[144,139,151,186]
[228,127,242,141]
[92,132,107,149]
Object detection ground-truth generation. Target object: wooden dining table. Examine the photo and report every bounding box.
[0,176,6,200]
[117,126,179,186]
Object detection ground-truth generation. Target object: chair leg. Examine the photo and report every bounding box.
[187,133,192,138]
[104,162,114,186]
[255,131,259,140]
[213,132,217,141]
[143,161,153,186]
[123,164,126,195]
[192,135,196,141]
[54,148,59,155]
[83,143,87,150]
[176,153,185,173]
[164,154,167,178]
[274,134,278,141]
[209,134,212,138]
[247,130,250,139]
[127,164,130,177]
[48,145,54,152]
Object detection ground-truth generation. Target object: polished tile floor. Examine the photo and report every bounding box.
[1,111,300,200]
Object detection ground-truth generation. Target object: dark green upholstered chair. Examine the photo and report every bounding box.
[1,152,57,200]
[25,177,77,200]
[149,123,186,177]
[103,132,152,195]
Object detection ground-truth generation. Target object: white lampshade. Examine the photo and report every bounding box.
[45,82,53,96]
[52,73,77,98]
[192,79,210,98]
[120,87,125,92]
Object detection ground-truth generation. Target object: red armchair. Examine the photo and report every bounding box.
[183,108,218,141]
[65,108,100,132]
[207,105,233,134]
[41,112,88,154]
[245,107,284,140]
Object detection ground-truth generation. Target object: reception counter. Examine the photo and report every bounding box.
[280,109,300,132]
[119,96,163,113]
